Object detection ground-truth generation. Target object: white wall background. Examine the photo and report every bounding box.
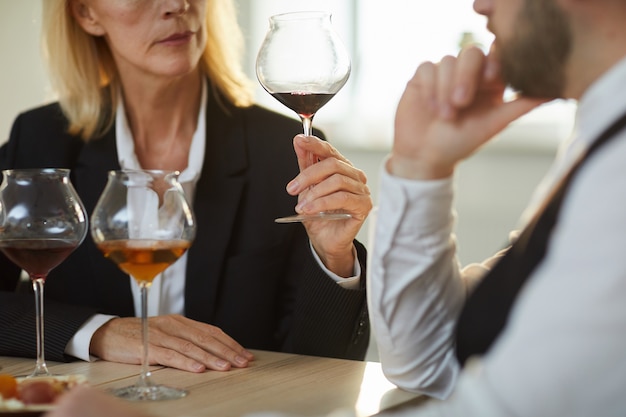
[0,0,49,142]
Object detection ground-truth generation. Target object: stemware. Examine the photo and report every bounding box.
[256,11,352,223]
[0,168,88,377]
[90,170,196,401]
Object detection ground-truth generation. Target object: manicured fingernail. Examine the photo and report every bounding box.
[235,355,248,366]
[192,362,205,372]
[216,359,228,368]
[287,180,299,194]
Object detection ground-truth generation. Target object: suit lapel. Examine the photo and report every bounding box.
[184,95,248,323]
[72,127,136,315]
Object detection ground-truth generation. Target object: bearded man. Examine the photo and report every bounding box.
[369,0,626,416]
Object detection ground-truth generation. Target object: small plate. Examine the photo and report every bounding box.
[0,405,52,417]
[0,400,53,417]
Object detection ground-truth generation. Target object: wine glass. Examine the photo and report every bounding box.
[0,168,88,378]
[256,11,352,223]
[90,170,196,401]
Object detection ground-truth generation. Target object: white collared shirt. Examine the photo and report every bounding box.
[115,81,207,317]
[370,56,626,416]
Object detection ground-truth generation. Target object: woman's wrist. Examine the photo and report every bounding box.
[313,244,356,278]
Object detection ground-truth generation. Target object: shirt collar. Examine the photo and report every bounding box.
[574,55,626,151]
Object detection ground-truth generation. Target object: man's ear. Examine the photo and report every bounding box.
[69,0,106,36]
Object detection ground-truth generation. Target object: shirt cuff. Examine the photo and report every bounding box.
[64,314,118,361]
[309,241,361,290]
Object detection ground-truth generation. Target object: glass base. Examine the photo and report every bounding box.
[16,363,54,378]
[110,384,188,401]
[275,212,352,223]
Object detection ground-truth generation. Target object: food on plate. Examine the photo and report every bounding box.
[18,380,59,405]
[0,373,86,410]
[0,375,17,400]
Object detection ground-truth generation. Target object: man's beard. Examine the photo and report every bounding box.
[497,0,572,98]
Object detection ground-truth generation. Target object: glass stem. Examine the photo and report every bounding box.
[138,282,153,389]
[301,116,314,137]
[301,115,317,169]
[31,276,50,376]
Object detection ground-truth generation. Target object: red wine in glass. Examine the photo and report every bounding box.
[0,239,79,279]
[270,92,335,120]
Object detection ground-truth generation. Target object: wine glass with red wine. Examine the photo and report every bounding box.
[90,170,196,401]
[256,11,352,223]
[0,168,88,377]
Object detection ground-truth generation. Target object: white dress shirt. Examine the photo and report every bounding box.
[65,81,360,361]
[370,56,626,416]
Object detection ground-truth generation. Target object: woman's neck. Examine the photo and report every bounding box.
[120,70,203,171]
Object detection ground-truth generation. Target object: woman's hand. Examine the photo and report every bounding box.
[90,315,254,372]
[286,135,372,278]
[390,44,547,180]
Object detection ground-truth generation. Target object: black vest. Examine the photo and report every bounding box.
[455,111,626,366]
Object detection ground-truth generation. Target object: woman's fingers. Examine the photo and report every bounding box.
[288,136,366,194]
[148,316,253,371]
[291,158,366,194]
[295,173,370,217]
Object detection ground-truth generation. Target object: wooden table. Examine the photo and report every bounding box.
[0,351,424,417]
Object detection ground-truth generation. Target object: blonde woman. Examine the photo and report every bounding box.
[0,0,372,371]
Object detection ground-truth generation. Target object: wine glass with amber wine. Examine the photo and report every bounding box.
[90,170,196,401]
[0,168,88,377]
[256,11,352,223]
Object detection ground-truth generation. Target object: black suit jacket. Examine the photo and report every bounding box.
[0,92,369,361]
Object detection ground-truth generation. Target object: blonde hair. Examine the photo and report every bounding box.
[42,0,254,141]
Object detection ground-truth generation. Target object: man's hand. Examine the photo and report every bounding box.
[390,44,547,180]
